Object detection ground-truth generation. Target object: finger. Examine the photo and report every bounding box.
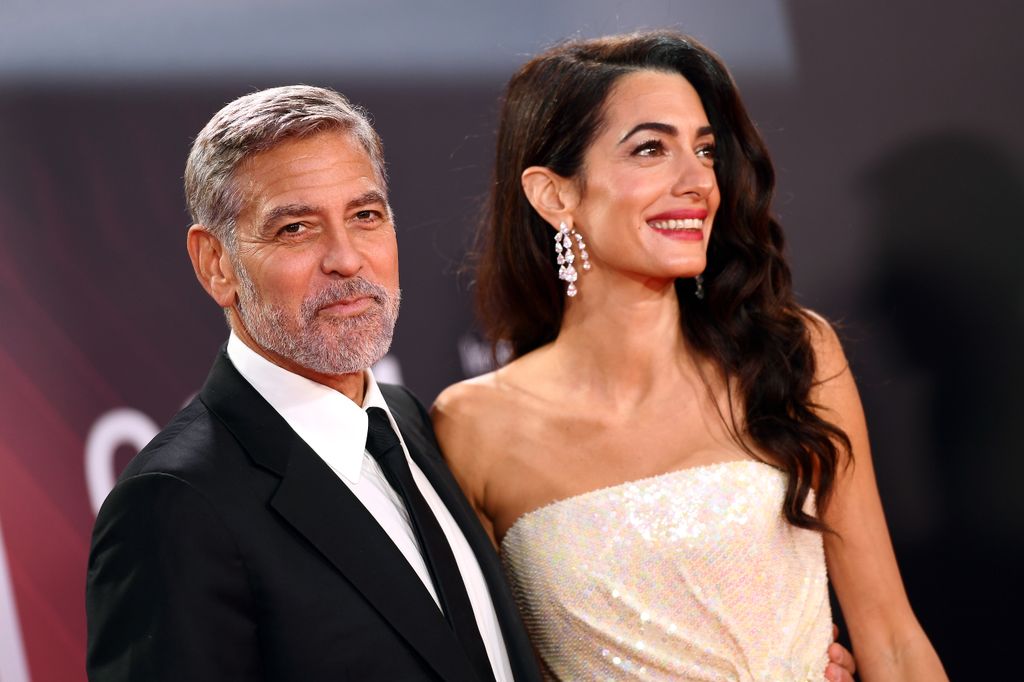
[828,642,857,675]
[825,661,854,682]
[833,623,839,640]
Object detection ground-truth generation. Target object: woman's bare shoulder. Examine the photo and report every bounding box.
[800,308,850,382]
[434,371,513,428]
[800,308,862,464]
[431,366,544,515]
[433,348,551,431]
[432,369,524,463]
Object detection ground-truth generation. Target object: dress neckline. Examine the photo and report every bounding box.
[500,458,781,549]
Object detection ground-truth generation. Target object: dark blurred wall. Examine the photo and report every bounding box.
[0,1,1019,679]
[766,5,1024,673]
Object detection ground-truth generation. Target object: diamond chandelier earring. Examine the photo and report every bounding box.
[694,274,705,300]
[554,221,590,297]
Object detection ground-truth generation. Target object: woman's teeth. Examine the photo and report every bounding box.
[648,218,703,230]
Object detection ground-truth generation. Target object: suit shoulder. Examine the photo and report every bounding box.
[134,399,206,454]
[379,382,430,421]
[119,397,242,489]
[96,469,227,536]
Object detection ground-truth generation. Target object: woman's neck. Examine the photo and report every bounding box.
[549,274,697,409]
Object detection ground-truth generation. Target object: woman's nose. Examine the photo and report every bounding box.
[671,153,716,199]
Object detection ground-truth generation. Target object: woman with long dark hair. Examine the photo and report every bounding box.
[433,32,945,680]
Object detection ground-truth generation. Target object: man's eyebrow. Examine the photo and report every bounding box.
[618,122,715,144]
[256,190,389,233]
[347,190,388,212]
[258,203,320,233]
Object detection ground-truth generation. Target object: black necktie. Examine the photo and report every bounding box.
[364,407,496,682]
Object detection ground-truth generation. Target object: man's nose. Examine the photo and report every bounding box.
[320,226,363,277]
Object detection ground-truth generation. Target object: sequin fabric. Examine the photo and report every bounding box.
[500,461,831,681]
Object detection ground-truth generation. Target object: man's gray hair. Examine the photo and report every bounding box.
[184,85,386,249]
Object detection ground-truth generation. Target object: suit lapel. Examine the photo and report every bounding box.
[270,446,479,682]
[385,385,543,682]
[200,352,478,682]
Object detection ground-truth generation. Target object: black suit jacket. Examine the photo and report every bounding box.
[86,351,541,682]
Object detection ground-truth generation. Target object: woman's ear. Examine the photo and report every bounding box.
[186,225,238,309]
[521,166,579,230]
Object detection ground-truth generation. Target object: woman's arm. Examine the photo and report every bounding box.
[809,317,948,680]
[431,380,500,547]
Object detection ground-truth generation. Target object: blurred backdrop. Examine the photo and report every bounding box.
[1,1,1021,679]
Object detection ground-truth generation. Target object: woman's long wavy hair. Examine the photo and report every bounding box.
[475,31,850,531]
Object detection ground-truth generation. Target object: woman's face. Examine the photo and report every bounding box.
[570,69,720,285]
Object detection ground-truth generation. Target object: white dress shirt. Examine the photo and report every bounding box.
[226,334,513,681]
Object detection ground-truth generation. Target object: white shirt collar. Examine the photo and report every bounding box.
[226,332,392,484]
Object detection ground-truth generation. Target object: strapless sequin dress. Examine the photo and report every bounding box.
[500,460,831,681]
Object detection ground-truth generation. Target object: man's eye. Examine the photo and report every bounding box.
[355,210,382,221]
[278,223,304,235]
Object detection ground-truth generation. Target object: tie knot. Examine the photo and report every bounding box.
[365,407,401,461]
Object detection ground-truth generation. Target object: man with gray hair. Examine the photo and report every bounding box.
[85,85,541,682]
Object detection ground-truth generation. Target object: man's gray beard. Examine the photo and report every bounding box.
[233,262,400,375]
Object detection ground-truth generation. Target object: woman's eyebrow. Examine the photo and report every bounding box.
[619,122,677,144]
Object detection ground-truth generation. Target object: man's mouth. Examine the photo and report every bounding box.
[318,296,375,316]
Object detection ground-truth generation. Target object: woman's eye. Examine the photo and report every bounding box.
[696,144,717,161]
[632,139,666,157]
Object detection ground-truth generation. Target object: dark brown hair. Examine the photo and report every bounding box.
[475,31,850,530]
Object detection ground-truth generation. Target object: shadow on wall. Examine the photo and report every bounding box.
[855,131,1024,676]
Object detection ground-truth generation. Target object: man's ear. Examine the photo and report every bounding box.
[521,166,579,230]
[186,225,238,308]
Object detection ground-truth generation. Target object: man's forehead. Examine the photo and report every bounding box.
[239,130,376,178]
[234,132,386,218]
